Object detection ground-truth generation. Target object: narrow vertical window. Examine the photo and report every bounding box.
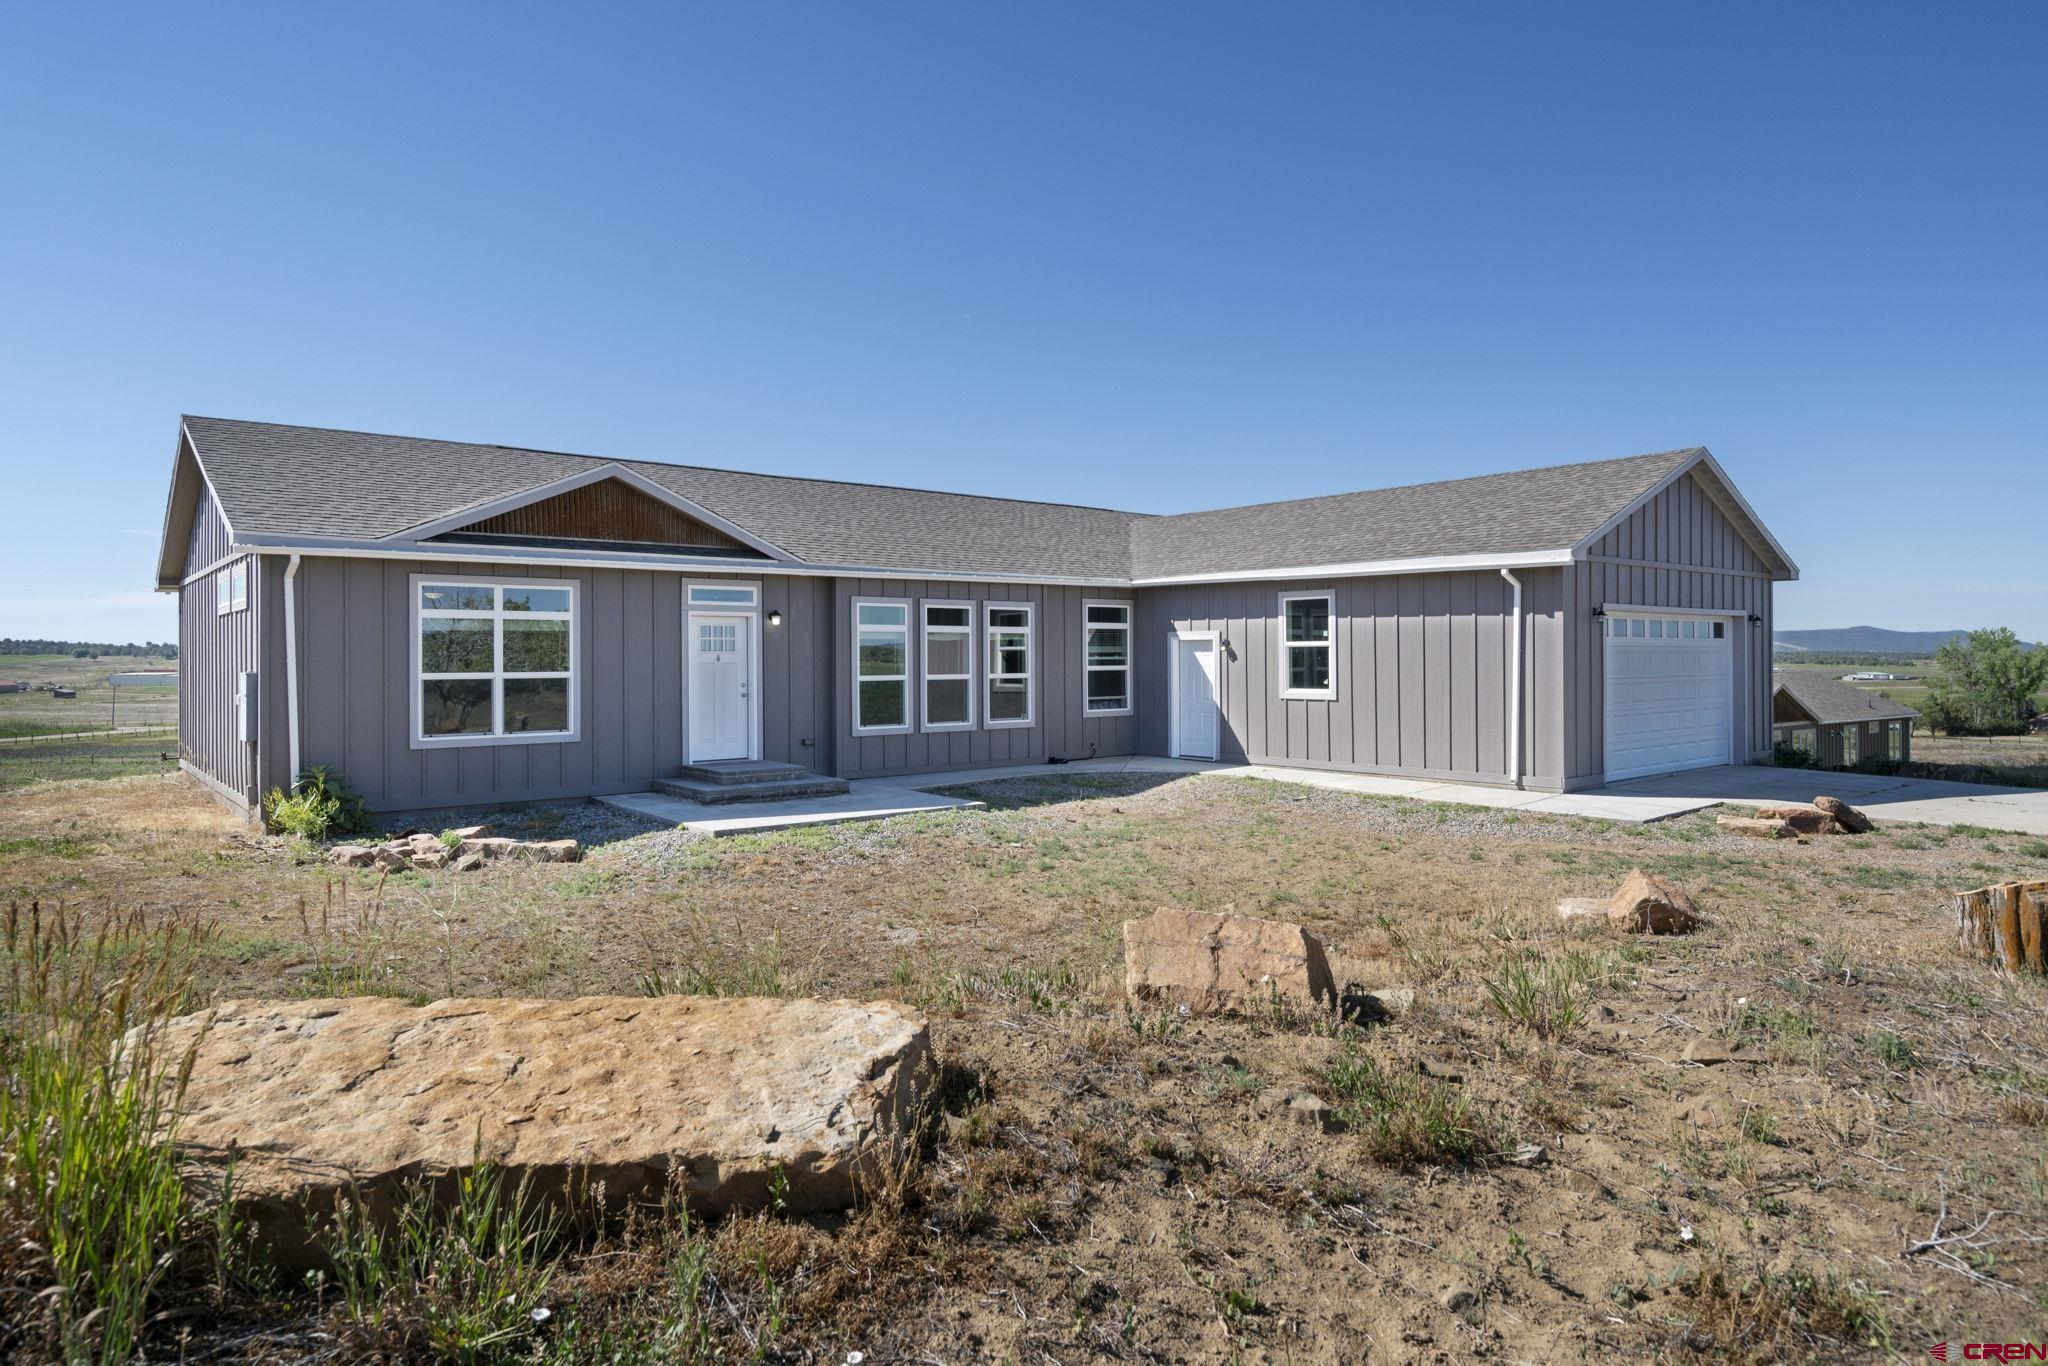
[1278,592,1335,699]
[986,603,1033,726]
[1083,601,1132,715]
[921,602,974,731]
[230,560,248,612]
[216,566,232,615]
[853,599,911,733]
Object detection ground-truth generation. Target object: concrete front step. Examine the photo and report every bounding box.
[675,759,814,785]
[652,773,851,805]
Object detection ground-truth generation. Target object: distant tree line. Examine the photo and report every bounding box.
[0,639,177,660]
[1771,650,1934,667]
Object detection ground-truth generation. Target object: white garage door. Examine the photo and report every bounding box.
[1603,614,1733,782]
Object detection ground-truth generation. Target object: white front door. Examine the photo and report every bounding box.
[1602,614,1733,782]
[689,613,753,761]
[1171,634,1220,760]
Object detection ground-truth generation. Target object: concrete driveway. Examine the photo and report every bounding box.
[1589,764,2048,835]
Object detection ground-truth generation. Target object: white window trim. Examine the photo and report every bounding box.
[919,600,976,733]
[1082,599,1134,717]
[687,580,761,608]
[852,596,913,736]
[984,600,1036,729]
[229,560,248,612]
[216,565,232,615]
[1277,590,1336,701]
[409,574,579,749]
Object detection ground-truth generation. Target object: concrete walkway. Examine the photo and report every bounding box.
[600,755,2048,837]
[1590,764,2048,835]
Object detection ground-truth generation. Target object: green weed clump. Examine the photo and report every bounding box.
[0,902,210,1364]
[1480,948,1624,1040]
[1325,1045,1507,1166]
[324,1156,560,1361]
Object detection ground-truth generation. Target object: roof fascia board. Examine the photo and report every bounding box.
[157,421,240,586]
[383,462,801,563]
[1130,548,1575,587]
[229,536,1129,588]
[1570,450,1800,581]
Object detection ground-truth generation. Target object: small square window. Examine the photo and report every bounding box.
[1712,622,1724,639]
[1649,620,1663,638]
[1681,620,1696,639]
[1630,618,1646,637]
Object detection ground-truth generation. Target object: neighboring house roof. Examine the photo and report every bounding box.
[159,416,1798,587]
[1773,670,1919,724]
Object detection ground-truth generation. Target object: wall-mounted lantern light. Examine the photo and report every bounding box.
[767,609,784,627]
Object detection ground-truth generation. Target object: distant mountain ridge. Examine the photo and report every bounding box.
[1773,626,2039,654]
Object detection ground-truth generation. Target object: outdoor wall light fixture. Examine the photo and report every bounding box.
[767,609,783,627]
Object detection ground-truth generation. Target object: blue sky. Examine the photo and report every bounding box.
[4,2,2042,644]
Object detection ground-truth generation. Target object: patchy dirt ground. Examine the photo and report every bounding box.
[6,769,2048,1361]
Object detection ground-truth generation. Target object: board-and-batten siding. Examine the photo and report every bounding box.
[1133,569,1568,788]
[829,580,1136,779]
[1563,470,1776,783]
[178,485,259,807]
[265,557,834,811]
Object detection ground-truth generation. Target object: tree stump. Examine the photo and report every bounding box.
[1955,881,2048,974]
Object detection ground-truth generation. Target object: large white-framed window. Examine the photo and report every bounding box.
[985,602,1034,727]
[853,598,912,735]
[920,601,975,732]
[411,576,577,748]
[1083,600,1132,716]
[1278,591,1335,700]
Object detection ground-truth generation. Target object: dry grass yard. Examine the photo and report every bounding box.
[7,767,2048,1361]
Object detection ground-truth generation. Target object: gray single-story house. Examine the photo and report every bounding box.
[1771,670,1916,769]
[156,417,1798,815]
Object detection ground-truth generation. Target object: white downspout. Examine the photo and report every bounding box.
[1500,568,1523,789]
[284,553,302,783]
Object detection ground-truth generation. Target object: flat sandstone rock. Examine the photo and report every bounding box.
[158,995,930,1265]
[1124,907,1336,1014]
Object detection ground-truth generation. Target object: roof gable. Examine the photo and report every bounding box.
[402,465,787,559]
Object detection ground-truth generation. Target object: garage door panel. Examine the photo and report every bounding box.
[1603,617,1732,783]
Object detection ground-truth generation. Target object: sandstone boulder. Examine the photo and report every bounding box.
[372,846,410,870]
[451,851,485,873]
[1558,869,1700,934]
[1124,908,1336,1015]
[1754,804,1843,836]
[1606,869,1700,934]
[510,838,581,863]
[1717,815,1794,840]
[157,995,930,1266]
[328,845,375,868]
[1813,795,1873,833]
[446,824,493,840]
[459,836,521,858]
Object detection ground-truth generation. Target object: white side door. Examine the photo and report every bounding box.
[688,613,752,761]
[1171,634,1220,760]
[1602,614,1733,782]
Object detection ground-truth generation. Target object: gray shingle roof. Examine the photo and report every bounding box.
[1773,670,1920,724]
[1127,449,1700,579]
[178,417,1718,583]
[184,417,1144,581]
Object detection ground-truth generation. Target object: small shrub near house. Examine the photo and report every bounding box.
[262,764,370,841]
[1771,740,1818,770]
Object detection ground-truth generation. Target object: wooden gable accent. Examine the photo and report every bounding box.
[446,477,749,550]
